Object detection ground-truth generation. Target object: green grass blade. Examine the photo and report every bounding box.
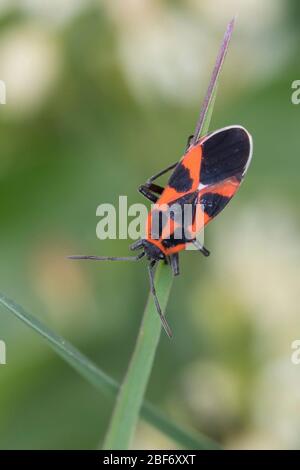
[200,84,217,138]
[103,18,235,450]
[192,17,235,143]
[0,291,219,450]
[103,262,172,449]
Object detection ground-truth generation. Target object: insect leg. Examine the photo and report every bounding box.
[130,239,144,251]
[192,239,210,257]
[148,260,173,338]
[139,162,178,201]
[138,184,163,203]
[68,252,145,262]
[185,134,194,152]
[170,253,180,276]
[146,162,177,184]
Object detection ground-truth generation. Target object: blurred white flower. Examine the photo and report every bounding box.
[186,201,300,449]
[133,422,177,450]
[211,203,300,349]
[0,24,61,116]
[13,0,87,25]
[180,360,241,434]
[102,0,292,103]
[252,359,300,449]
[226,429,282,450]
[189,0,285,34]
[103,0,213,104]
[29,239,133,338]
[29,240,94,329]
[0,0,12,15]
[188,0,292,84]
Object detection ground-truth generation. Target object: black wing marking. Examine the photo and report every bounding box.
[168,191,198,219]
[150,209,169,239]
[200,126,252,186]
[200,192,231,218]
[161,191,199,248]
[168,162,193,192]
[150,192,198,240]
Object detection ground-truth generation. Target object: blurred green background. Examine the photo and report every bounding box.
[0,0,300,450]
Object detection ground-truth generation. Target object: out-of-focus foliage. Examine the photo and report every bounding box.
[0,0,299,450]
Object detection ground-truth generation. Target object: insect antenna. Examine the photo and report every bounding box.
[148,260,173,338]
[68,252,145,262]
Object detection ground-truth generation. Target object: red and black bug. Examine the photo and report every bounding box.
[69,19,252,338]
[69,125,252,338]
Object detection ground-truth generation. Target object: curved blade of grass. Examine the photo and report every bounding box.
[103,262,172,449]
[0,291,219,450]
[103,18,235,450]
